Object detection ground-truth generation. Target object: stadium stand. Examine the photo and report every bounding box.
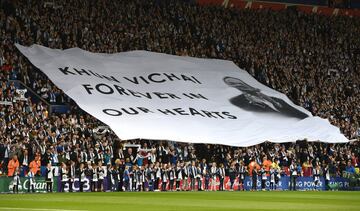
[0,0,359,192]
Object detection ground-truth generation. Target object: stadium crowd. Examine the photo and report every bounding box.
[0,0,359,192]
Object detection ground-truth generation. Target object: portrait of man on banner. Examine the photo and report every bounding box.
[224,76,308,119]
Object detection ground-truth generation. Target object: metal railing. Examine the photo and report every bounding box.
[9,80,69,114]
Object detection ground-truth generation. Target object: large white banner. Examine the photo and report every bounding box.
[16,44,348,146]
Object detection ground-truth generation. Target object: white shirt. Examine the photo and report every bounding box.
[28,171,36,185]
[270,170,275,182]
[13,174,20,185]
[47,168,54,182]
[219,168,225,178]
[98,167,105,180]
[325,169,330,181]
[92,168,98,181]
[4,145,9,158]
[211,167,217,179]
[313,169,320,181]
[80,169,86,181]
[22,155,28,166]
[52,153,59,164]
[162,170,168,182]
[177,168,182,180]
[169,170,175,180]
[156,168,161,178]
[61,168,68,182]
[290,164,297,176]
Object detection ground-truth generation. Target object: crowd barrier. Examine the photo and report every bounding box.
[0,176,349,193]
[261,0,360,8]
[197,0,360,17]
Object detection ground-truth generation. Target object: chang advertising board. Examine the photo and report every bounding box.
[0,177,58,193]
[0,176,349,192]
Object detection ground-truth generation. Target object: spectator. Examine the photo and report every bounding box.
[218,163,226,191]
[345,160,356,174]
[210,162,217,191]
[45,163,55,193]
[29,156,40,176]
[313,164,321,190]
[289,160,298,191]
[7,155,19,177]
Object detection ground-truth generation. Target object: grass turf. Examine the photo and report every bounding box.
[0,191,359,211]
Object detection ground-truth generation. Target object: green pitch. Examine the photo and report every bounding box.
[0,191,359,211]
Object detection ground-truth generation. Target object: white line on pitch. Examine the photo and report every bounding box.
[0,208,88,211]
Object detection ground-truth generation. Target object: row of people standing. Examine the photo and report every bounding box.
[9,159,286,193]
[10,158,334,193]
[122,161,228,192]
[56,160,248,192]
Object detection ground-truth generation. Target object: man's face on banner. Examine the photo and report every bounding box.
[223,77,260,93]
[224,76,281,111]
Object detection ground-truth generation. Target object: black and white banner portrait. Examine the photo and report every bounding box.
[16,44,348,146]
